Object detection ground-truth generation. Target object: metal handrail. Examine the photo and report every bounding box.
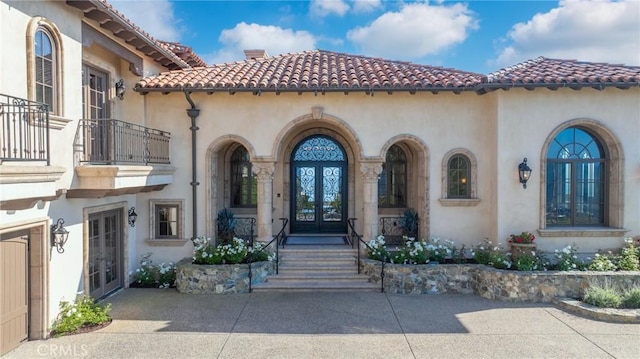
[348,218,385,293]
[75,119,170,165]
[0,93,50,164]
[247,218,288,293]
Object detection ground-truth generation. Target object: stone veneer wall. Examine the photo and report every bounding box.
[360,259,640,302]
[176,258,274,294]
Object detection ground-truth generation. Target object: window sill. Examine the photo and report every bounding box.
[438,198,480,207]
[145,238,188,247]
[49,115,72,130]
[537,228,629,238]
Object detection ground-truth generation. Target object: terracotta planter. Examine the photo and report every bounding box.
[510,243,536,259]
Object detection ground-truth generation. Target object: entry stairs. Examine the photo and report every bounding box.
[251,245,379,292]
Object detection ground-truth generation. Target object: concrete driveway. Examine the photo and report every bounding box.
[4,289,639,358]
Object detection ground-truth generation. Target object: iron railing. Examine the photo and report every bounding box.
[348,218,385,293]
[248,218,288,293]
[75,119,170,165]
[0,93,50,164]
[234,217,256,246]
[379,215,419,245]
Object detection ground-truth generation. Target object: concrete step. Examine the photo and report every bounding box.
[252,280,380,292]
[266,273,369,282]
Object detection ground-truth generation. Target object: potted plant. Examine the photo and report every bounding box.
[216,208,237,245]
[509,231,536,260]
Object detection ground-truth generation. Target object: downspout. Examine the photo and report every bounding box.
[184,91,200,239]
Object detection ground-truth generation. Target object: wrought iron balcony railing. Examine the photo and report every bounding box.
[0,93,50,164]
[75,119,170,165]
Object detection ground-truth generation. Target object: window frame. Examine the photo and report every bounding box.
[447,154,471,199]
[378,144,407,208]
[537,119,627,238]
[147,199,185,246]
[229,146,257,208]
[26,17,63,116]
[440,148,479,206]
[545,126,607,227]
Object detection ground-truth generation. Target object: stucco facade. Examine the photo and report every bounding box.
[1,0,639,352]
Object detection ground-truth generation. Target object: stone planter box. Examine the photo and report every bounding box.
[175,258,274,294]
[360,259,640,302]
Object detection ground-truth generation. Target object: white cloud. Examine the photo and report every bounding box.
[346,2,478,59]
[109,0,182,42]
[310,0,350,17]
[493,0,640,68]
[351,0,383,13]
[207,23,317,64]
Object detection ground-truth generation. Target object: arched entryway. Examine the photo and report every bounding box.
[290,135,348,233]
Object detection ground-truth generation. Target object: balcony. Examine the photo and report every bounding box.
[0,94,66,210]
[67,119,175,198]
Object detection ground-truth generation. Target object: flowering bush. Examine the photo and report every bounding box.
[553,243,584,271]
[617,238,640,271]
[131,252,176,288]
[367,235,390,262]
[367,236,457,264]
[587,252,617,271]
[192,236,274,265]
[512,250,549,271]
[472,240,512,269]
[50,295,111,337]
[509,231,535,244]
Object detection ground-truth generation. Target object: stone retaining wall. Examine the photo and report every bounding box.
[176,259,274,294]
[361,259,640,302]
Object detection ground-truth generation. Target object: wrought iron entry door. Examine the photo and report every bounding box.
[291,136,347,233]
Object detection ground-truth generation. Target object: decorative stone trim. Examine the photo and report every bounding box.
[360,259,640,302]
[175,259,274,294]
[48,115,72,130]
[553,297,640,323]
[438,198,481,207]
[145,238,188,247]
[537,228,629,237]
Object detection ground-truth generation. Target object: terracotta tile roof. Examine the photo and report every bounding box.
[135,50,485,93]
[159,41,208,68]
[487,57,640,90]
[67,0,192,70]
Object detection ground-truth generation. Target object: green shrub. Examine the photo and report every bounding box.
[621,287,640,309]
[583,286,622,308]
[513,250,548,271]
[587,253,617,271]
[617,239,639,271]
[367,236,391,262]
[51,296,111,337]
[553,243,585,271]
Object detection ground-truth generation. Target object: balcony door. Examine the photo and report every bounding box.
[290,135,348,234]
[82,65,110,162]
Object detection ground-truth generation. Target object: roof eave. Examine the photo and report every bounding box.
[133,86,479,95]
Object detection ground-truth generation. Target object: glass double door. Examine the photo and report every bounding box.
[88,210,122,299]
[290,135,348,234]
[291,163,347,233]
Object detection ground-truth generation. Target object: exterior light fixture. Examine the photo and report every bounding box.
[518,157,532,189]
[115,79,126,100]
[128,207,138,227]
[51,218,70,253]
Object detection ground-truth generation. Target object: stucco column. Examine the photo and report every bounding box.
[360,162,383,241]
[252,162,275,242]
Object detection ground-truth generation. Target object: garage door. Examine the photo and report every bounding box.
[0,230,29,356]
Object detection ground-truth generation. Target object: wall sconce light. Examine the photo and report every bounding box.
[51,218,70,253]
[128,207,138,227]
[518,157,532,189]
[115,79,126,100]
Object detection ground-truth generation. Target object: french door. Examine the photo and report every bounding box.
[88,210,122,299]
[290,135,347,233]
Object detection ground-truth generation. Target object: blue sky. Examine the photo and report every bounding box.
[110,0,640,74]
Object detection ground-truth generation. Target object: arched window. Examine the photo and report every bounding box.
[546,127,606,226]
[34,28,56,111]
[378,145,407,207]
[230,146,257,207]
[447,155,470,198]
